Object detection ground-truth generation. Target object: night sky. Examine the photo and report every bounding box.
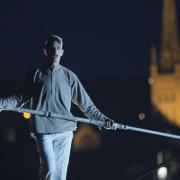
[0,0,178,81]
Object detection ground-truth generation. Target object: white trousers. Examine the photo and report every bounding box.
[35,131,73,180]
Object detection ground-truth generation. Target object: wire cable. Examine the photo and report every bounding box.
[135,153,180,180]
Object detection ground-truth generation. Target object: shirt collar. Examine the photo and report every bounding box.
[44,63,62,71]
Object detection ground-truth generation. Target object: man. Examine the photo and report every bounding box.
[0,34,115,180]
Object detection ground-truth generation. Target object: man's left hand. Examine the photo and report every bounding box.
[104,118,116,130]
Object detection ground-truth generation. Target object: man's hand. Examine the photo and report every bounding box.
[0,106,6,112]
[103,118,116,130]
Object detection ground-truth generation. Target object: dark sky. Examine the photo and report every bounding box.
[0,0,179,81]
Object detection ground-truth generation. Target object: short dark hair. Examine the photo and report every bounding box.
[44,34,63,48]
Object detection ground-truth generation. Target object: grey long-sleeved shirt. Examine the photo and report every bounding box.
[0,64,108,133]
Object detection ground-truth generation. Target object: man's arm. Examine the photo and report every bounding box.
[0,71,33,109]
[71,74,114,129]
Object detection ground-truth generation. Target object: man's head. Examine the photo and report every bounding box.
[44,34,64,65]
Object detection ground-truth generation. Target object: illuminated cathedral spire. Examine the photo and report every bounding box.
[160,0,180,72]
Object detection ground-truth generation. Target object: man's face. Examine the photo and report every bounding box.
[45,40,63,64]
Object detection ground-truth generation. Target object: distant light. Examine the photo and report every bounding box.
[157,167,168,179]
[138,113,145,120]
[23,112,31,119]
[73,124,101,151]
[148,77,154,85]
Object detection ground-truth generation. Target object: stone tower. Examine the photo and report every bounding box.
[150,0,180,126]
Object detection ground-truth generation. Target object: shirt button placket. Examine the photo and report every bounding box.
[51,69,55,95]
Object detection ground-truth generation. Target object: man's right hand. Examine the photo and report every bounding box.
[0,106,6,112]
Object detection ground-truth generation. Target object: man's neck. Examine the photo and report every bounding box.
[52,62,60,67]
[47,57,61,67]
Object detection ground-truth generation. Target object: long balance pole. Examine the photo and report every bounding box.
[1,107,180,140]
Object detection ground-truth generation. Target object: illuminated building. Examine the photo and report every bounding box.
[150,0,180,127]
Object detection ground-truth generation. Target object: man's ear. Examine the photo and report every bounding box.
[43,49,48,56]
[60,49,64,56]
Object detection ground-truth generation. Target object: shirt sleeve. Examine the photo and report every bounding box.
[0,71,34,109]
[71,74,108,122]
